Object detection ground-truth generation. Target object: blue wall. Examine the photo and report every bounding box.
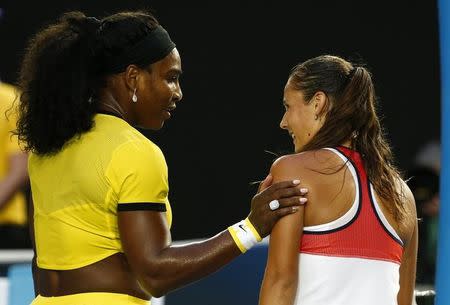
[436,1,450,304]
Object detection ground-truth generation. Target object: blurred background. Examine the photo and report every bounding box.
[0,1,441,304]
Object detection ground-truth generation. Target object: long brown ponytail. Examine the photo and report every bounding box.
[289,55,406,221]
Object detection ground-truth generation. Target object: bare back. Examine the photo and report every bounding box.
[260,147,417,305]
[300,148,415,245]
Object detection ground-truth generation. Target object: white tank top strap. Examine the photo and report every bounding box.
[368,183,404,245]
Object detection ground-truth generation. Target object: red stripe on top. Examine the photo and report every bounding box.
[299,147,403,264]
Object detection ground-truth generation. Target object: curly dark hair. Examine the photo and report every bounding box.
[289,55,406,221]
[16,11,159,155]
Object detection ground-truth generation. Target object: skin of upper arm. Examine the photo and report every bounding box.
[118,210,171,292]
[397,183,418,305]
[259,155,306,305]
[8,152,29,183]
[0,152,28,208]
[113,142,172,294]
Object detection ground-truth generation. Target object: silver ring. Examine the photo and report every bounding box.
[269,199,280,211]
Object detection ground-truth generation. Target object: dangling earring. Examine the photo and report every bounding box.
[132,88,138,103]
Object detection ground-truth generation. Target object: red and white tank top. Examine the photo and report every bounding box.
[295,147,404,305]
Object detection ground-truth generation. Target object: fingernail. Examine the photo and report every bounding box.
[300,198,308,204]
[300,188,308,193]
[293,179,301,185]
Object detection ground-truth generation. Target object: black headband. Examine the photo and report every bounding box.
[101,25,176,74]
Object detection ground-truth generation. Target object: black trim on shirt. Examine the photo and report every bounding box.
[117,202,167,212]
[367,182,404,247]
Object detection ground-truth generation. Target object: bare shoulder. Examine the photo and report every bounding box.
[385,177,417,246]
[399,179,416,210]
[271,149,355,226]
[270,149,345,179]
[398,178,417,231]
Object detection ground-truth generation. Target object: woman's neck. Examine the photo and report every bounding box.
[96,89,127,120]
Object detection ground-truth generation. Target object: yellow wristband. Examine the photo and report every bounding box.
[228,219,261,253]
[228,226,247,253]
[244,217,262,242]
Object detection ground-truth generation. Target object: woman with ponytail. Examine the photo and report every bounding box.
[17,11,308,305]
[259,55,418,305]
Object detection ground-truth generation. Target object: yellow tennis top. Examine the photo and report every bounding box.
[0,82,27,225]
[29,113,172,270]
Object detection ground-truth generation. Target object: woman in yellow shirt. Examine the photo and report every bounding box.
[15,11,308,304]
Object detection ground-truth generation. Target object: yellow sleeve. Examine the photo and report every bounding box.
[106,140,169,211]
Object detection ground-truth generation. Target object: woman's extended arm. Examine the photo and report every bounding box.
[118,177,306,297]
[0,152,28,209]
